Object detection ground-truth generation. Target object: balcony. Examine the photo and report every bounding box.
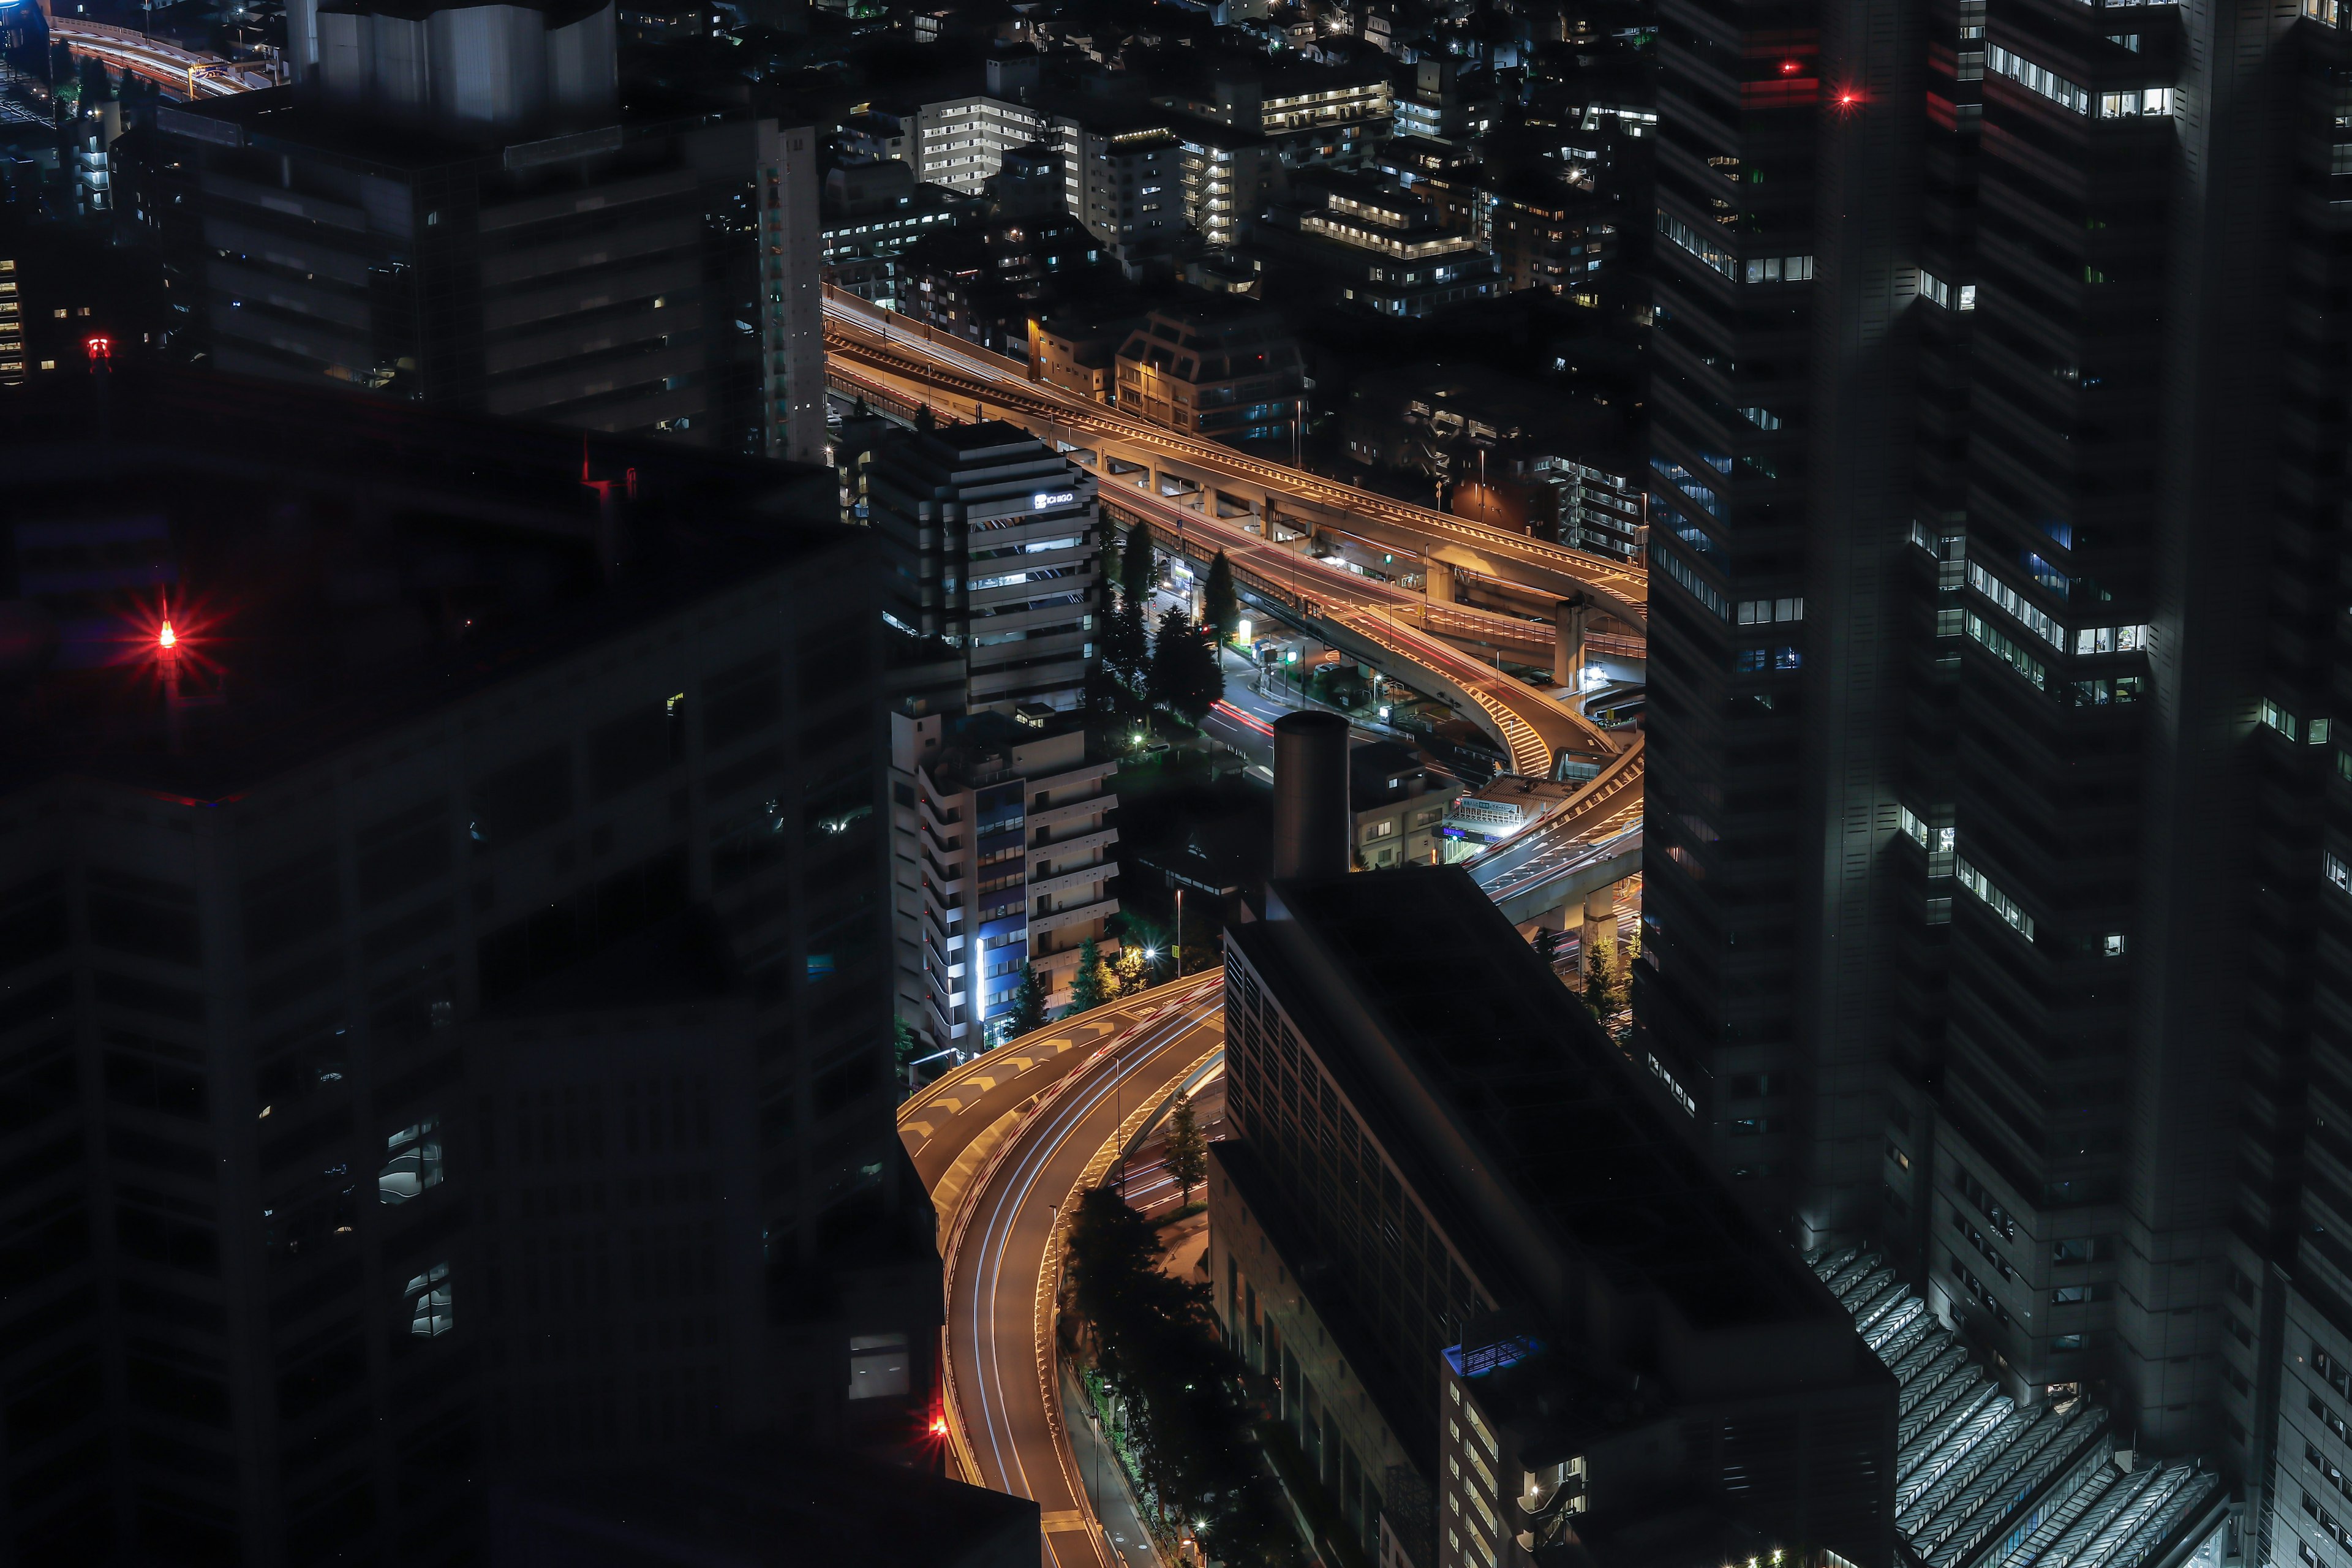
[1030,895,1118,938]
[1030,861,1120,901]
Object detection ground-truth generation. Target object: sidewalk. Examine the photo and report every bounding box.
[1062,1364,1166,1568]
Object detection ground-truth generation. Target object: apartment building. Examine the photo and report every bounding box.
[861,419,1103,718]
[1112,301,1306,448]
[1210,869,1899,1567]
[1347,741,1460,868]
[1248,168,1501,318]
[890,711,1119,1048]
[915,94,1047,195]
[0,368,933,1567]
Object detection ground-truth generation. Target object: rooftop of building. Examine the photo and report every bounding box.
[0,364,839,802]
[486,1437,1041,1567]
[1348,738,1458,810]
[1247,868,1860,1344]
[916,706,1096,791]
[151,83,723,170]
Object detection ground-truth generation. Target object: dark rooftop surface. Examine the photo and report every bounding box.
[486,1439,1040,1567]
[1265,868,1840,1334]
[0,364,840,802]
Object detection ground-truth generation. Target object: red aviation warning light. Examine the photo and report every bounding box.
[158,619,177,652]
[85,335,111,362]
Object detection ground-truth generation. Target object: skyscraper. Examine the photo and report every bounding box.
[1643,0,2352,1538]
[1640,0,1825,1221]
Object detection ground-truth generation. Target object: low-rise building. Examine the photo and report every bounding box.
[1249,168,1501,318]
[1028,307,1133,403]
[892,710,1120,1047]
[1340,364,1636,545]
[1490,173,1619,300]
[1390,59,1496,145]
[1439,773,1586,861]
[895,211,1107,355]
[1114,300,1307,448]
[1348,741,1461,867]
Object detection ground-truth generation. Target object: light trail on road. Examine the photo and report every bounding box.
[821,287,1649,620]
[902,974,1227,1568]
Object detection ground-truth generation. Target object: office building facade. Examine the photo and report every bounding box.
[135,0,786,454]
[861,420,1103,718]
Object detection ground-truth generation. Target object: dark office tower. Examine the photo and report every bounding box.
[1857,0,2304,1468]
[1640,0,1825,1219]
[0,369,937,1568]
[121,0,796,452]
[1791,0,1927,1246]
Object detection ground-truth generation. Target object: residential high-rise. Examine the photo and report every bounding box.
[1640,0,2352,1542]
[859,419,1102,720]
[888,709,1120,1050]
[0,368,937,1567]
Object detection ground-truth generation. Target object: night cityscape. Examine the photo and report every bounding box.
[0,0,2322,1556]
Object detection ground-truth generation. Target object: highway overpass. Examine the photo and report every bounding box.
[821,287,1651,632]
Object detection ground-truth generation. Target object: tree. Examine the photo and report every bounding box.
[1113,941,1152,998]
[1098,519,1123,589]
[1063,935,1114,1017]
[1119,521,1157,609]
[1149,607,1223,725]
[78,55,114,106]
[1063,1187,1301,1567]
[1164,1095,1207,1209]
[1004,962,1051,1041]
[1583,932,1626,1023]
[892,1017,928,1086]
[1101,583,1148,695]
[1203,549,1241,647]
[1531,926,1565,970]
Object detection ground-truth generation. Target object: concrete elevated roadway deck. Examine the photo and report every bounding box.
[821,287,1649,631]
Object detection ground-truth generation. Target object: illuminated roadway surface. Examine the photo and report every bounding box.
[899,974,1227,1568]
[1462,736,1647,924]
[51,20,266,96]
[821,287,1649,625]
[829,342,1618,777]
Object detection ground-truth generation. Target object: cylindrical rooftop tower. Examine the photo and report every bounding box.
[1270,711,1351,881]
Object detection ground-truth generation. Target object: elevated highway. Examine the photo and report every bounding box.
[821,287,1650,630]
[1463,735,1646,927]
[900,974,1228,1568]
[831,355,1615,779]
[51,20,273,96]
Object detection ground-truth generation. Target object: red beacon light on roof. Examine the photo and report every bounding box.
[158,619,178,652]
[85,335,111,362]
[1781,59,1800,74]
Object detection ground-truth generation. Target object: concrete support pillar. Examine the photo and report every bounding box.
[1426,563,1454,605]
[1553,595,1588,689]
[1581,885,1618,972]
